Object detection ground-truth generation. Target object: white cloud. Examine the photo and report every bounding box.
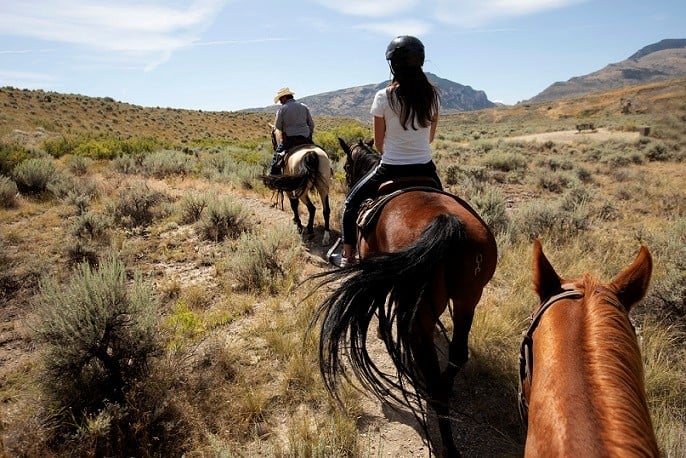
[0,48,55,55]
[355,20,432,38]
[434,0,589,28]
[0,0,227,68]
[311,0,419,17]
[0,70,56,89]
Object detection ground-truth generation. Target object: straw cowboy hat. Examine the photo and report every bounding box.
[274,87,295,104]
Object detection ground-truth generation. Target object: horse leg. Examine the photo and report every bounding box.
[443,293,481,385]
[303,194,316,236]
[411,310,460,457]
[288,197,303,232]
[321,193,331,245]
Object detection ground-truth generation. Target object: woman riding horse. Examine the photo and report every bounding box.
[338,35,441,268]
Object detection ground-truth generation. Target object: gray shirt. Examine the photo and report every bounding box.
[275,99,314,138]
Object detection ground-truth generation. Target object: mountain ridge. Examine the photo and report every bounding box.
[244,73,496,121]
[527,38,686,103]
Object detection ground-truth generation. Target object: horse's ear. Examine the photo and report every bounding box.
[610,245,652,312]
[338,137,352,158]
[366,139,374,148]
[532,239,562,302]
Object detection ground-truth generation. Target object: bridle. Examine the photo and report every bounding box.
[518,285,631,424]
[518,288,584,424]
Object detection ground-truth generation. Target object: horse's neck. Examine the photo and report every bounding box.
[527,294,658,456]
[527,303,605,455]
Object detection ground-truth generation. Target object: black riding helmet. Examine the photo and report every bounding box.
[385,35,425,68]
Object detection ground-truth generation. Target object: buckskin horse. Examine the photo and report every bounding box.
[310,138,497,457]
[262,128,332,245]
[520,239,659,457]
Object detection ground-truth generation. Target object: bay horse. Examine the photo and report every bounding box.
[310,139,497,457]
[521,239,659,457]
[262,127,332,245]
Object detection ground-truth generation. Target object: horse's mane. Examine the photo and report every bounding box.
[349,143,380,183]
[582,274,658,455]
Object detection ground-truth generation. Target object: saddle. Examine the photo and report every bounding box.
[273,142,314,171]
[356,177,444,234]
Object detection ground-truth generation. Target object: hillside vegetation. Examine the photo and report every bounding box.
[0,78,684,456]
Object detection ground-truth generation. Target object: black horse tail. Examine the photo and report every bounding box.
[262,151,319,196]
[310,213,466,408]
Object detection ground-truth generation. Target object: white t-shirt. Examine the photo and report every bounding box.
[370,88,434,165]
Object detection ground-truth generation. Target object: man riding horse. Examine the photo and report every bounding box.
[269,87,315,175]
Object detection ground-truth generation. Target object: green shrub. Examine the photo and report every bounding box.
[197,197,249,241]
[0,175,18,208]
[74,139,115,159]
[43,136,78,158]
[32,255,160,421]
[65,154,92,176]
[108,183,165,228]
[55,177,99,207]
[444,164,489,187]
[179,191,209,224]
[536,157,573,171]
[231,224,302,293]
[535,170,579,194]
[480,151,528,172]
[646,142,672,162]
[200,151,239,177]
[46,136,164,160]
[70,211,111,242]
[64,238,100,267]
[65,190,92,214]
[0,141,30,175]
[512,198,592,242]
[468,187,510,236]
[638,218,686,329]
[111,155,139,174]
[116,137,162,156]
[576,166,593,183]
[12,157,57,194]
[141,150,195,178]
[316,124,373,161]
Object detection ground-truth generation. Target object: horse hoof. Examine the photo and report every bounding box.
[321,231,331,246]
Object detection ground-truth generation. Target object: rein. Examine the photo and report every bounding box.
[518,288,584,424]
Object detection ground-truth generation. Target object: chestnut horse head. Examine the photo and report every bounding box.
[521,239,658,457]
[310,138,498,456]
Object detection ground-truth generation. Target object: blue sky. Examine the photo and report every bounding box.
[1,0,684,111]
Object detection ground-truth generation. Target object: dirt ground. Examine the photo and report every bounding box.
[507,127,640,143]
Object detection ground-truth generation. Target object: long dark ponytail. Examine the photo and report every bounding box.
[387,67,439,130]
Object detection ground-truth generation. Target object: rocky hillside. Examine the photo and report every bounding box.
[245,73,495,120]
[528,39,686,103]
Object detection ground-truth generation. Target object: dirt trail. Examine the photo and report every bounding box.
[244,195,524,457]
[507,127,640,143]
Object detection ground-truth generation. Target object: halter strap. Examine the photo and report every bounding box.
[518,288,584,424]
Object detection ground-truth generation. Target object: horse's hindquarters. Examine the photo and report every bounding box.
[364,192,497,284]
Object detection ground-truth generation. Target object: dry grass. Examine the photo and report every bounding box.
[1,78,684,456]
